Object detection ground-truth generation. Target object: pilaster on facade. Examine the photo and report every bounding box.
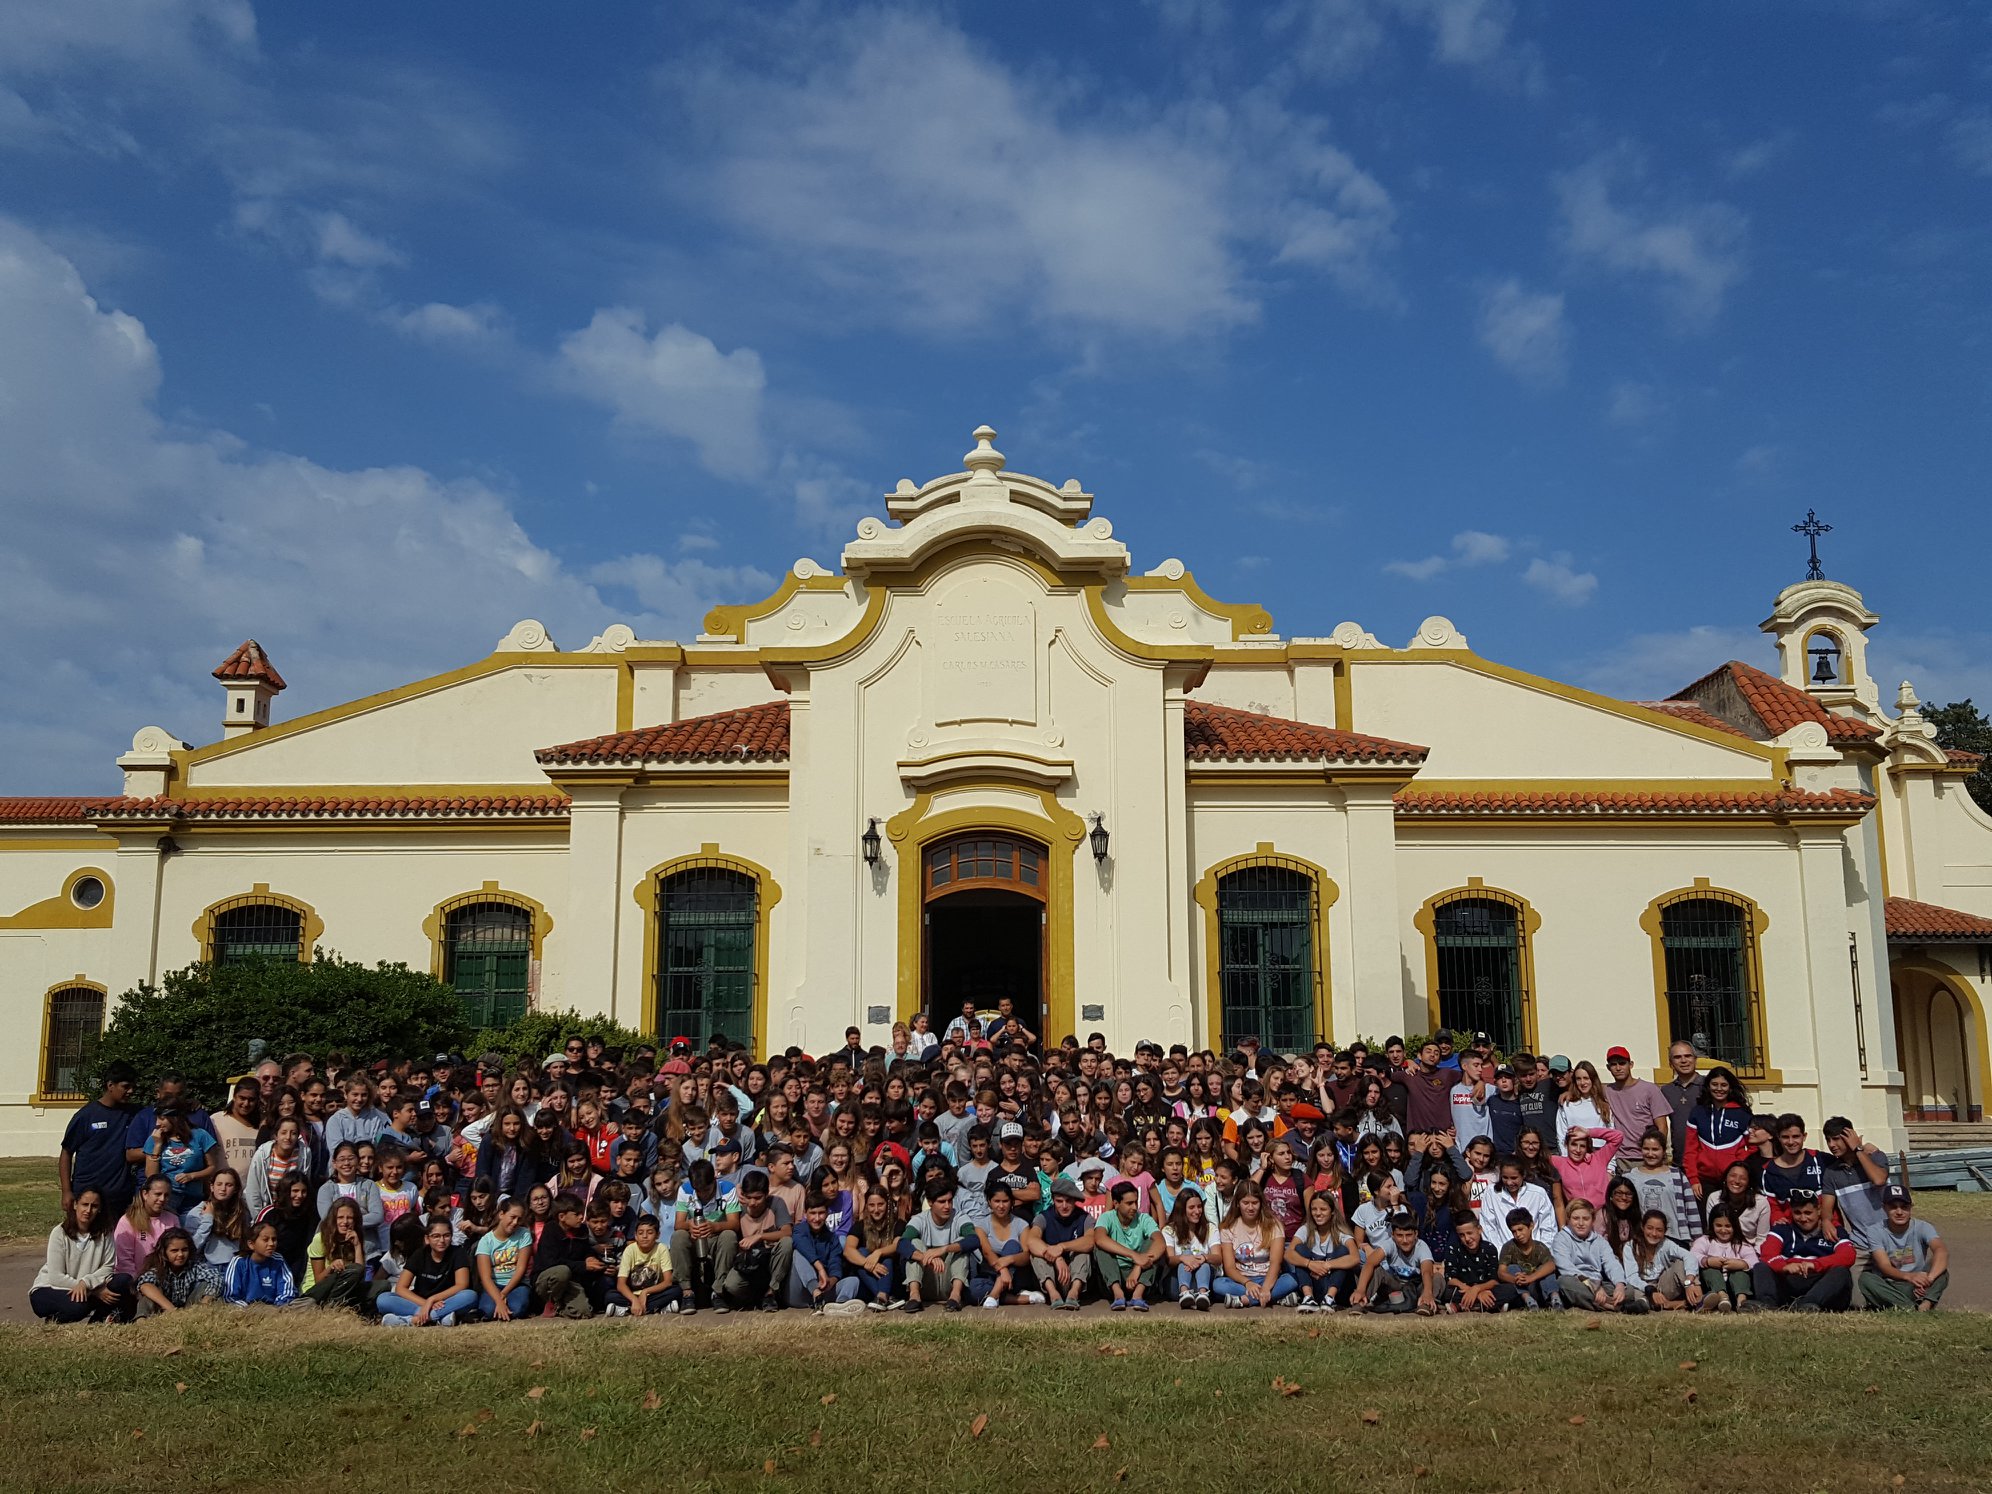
[561,781,629,1026]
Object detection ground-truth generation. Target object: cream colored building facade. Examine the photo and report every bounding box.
[5,426,1990,1155]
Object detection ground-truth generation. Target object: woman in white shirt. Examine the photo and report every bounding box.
[1556,1061,1614,1149]
[31,1189,123,1322]
[1160,1187,1221,1309]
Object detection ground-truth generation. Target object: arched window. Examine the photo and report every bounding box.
[1424,891,1535,1055]
[40,984,106,1102]
[442,900,534,1027]
[1649,888,1767,1075]
[1213,862,1323,1052]
[208,900,305,963]
[1806,629,1843,689]
[655,864,760,1051]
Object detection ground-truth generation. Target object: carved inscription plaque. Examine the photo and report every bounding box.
[927,575,1037,726]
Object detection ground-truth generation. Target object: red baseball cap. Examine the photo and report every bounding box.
[1605,1046,1633,1063]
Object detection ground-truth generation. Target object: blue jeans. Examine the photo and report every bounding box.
[1174,1261,1213,1294]
[377,1288,477,1322]
[478,1283,529,1318]
[1212,1271,1298,1304]
[785,1266,860,1308]
[1296,1266,1353,1303]
[847,1265,895,1300]
[970,1239,1028,1302]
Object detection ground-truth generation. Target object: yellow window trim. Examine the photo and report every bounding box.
[422,882,556,986]
[35,977,107,1107]
[886,788,1085,1044]
[1193,844,1340,1052]
[1411,880,1542,1054]
[0,866,115,930]
[191,885,324,964]
[632,847,783,1055]
[1639,878,1774,1082]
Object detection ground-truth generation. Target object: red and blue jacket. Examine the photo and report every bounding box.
[1761,1221,1855,1274]
[1681,1101,1753,1189]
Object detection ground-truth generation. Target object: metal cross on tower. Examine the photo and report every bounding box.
[1792,509,1831,581]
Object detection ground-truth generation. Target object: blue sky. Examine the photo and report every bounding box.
[2,1,1988,791]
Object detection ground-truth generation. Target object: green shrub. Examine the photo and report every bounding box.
[88,955,470,1101]
[467,1009,651,1070]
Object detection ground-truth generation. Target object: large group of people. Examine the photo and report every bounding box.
[36,1002,1951,1327]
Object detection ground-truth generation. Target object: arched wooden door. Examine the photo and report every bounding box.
[922,833,1047,1041]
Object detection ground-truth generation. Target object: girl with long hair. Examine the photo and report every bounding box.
[1601,1176,1644,1259]
[1683,1067,1754,1195]
[186,1166,251,1266]
[245,1117,309,1216]
[115,1175,179,1281]
[1706,1161,1770,1246]
[31,1188,124,1323]
[1557,1061,1613,1147]
[135,1227,221,1315]
[1161,1187,1221,1310]
[267,1173,319,1285]
[473,1197,533,1321]
[1258,1138,1307,1240]
[842,1188,901,1310]
[303,1197,371,1311]
[1289,1189,1361,1312]
[1690,1203,1761,1313]
[1623,1208,1700,1312]
[1213,1182,1294,1307]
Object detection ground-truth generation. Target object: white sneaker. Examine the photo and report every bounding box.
[981,1295,1002,1309]
[1319,1300,1337,1314]
[1296,1300,1318,1314]
[1226,1295,1247,1309]
[664,1300,680,1314]
[1018,1291,1046,1305]
[605,1303,629,1318]
[379,1313,413,1328]
[823,1299,868,1317]
[436,1312,456,1327]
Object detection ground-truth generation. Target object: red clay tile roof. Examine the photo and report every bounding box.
[1886,896,1992,941]
[1395,786,1875,818]
[537,701,793,766]
[1630,700,1756,739]
[0,797,113,824]
[92,795,569,820]
[1183,701,1428,764]
[213,639,287,691]
[1671,660,1879,744]
[1946,748,1985,768]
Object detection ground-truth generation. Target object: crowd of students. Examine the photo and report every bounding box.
[35,1010,1952,1325]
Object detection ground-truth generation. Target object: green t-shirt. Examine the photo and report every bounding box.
[1102,1210,1158,1252]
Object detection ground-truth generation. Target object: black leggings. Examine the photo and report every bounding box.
[31,1277,130,1323]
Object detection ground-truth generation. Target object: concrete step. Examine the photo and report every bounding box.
[1906,1123,1992,1153]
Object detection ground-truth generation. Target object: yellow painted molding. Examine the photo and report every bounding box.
[1411,882,1542,1053]
[191,884,324,964]
[174,783,564,801]
[0,867,114,930]
[177,652,623,770]
[1192,844,1340,1051]
[1345,653,1782,763]
[702,569,852,642]
[1638,881,1771,1080]
[34,977,106,1106]
[632,848,783,1054]
[1121,567,1274,640]
[886,787,1085,1044]
[0,837,118,853]
[421,881,556,985]
[615,662,636,734]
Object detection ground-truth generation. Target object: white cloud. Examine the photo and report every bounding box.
[393,300,507,346]
[1476,277,1567,385]
[1949,109,1992,176]
[1723,131,1794,180]
[671,11,1395,339]
[1385,529,1512,580]
[1568,624,1766,702]
[0,218,758,792]
[676,532,721,554]
[1555,151,1747,328]
[1268,0,1543,92]
[1606,379,1665,428]
[1522,554,1597,606]
[556,307,767,481]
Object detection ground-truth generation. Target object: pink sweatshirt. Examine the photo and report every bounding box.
[1689,1234,1759,1269]
[1549,1130,1623,1208]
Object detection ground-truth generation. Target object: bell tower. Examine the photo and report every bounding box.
[1760,512,1882,717]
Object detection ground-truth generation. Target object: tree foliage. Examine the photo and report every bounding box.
[90,955,469,1102]
[1923,698,1992,814]
[467,1008,651,1070]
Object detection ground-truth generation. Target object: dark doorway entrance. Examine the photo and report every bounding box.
[921,833,1048,1041]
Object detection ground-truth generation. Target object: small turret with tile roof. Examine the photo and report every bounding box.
[213,639,286,739]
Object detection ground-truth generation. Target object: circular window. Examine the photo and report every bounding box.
[70,876,106,910]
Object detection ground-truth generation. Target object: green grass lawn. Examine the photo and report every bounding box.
[2,1310,1988,1493]
[0,1155,53,1245]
